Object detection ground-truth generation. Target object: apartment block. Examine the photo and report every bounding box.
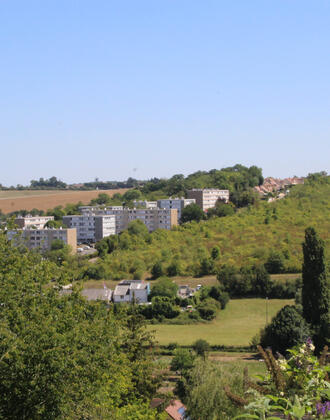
[14,215,54,229]
[157,198,196,221]
[132,200,158,209]
[87,208,178,234]
[79,205,123,214]
[187,189,230,211]
[62,214,116,243]
[7,228,77,253]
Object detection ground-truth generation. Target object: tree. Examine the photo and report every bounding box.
[185,359,243,420]
[302,227,329,350]
[207,201,235,218]
[127,219,149,238]
[149,277,178,299]
[170,348,195,374]
[197,298,218,320]
[193,339,210,359]
[260,305,310,354]
[151,261,164,279]
[302,227,329,326]
[211,246,220,260]
[265,250,285,274]
[0,233,160,419]
[150,296,180,319]
[180,203,205,223]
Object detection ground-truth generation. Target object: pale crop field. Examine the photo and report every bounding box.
[0,189,128,213]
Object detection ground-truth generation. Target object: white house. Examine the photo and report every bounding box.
[113,280,150,303]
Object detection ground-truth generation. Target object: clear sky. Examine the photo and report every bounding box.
[1,0,329,186]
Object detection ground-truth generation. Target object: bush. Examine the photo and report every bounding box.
[265,250,285,274]
[151,261,163,279]
[193,339,210,358]
[197,298,218,320]
[260,305,311,354]
[149,277,178,299]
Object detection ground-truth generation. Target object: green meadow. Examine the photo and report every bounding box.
[150,298,293,346]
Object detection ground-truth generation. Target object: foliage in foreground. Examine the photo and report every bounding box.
[0,232,163,419]
[227,341,330,419]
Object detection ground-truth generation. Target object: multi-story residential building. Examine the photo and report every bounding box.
[92,208,178,234]
[132,200,158,209]
[187,189,230,211]
[79,205,123,214]
[113,280,150,303]
[14,215,54,229]
[7,228,77,253]
[62,214,116,243]
[157,198,196,221]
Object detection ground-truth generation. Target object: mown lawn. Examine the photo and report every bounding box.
[150,298,293,346]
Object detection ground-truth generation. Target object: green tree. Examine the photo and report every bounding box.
[260,305,310,354]
[211,245,220,260]
[127,219,149,237]
[170,348,195,374]
[149,277,178,299]
[181,203,205,223]
[150,296,180,319]
[185,359,243,420]
[302,227,329,326]
[193,339,210,359]
[0,232,160,419]
[151,261,164,279]
[265,250,285,274]
[302,227,329,349]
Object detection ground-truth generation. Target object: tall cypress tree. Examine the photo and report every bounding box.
[302,227,329,339]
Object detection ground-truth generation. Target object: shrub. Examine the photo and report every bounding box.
[151,261,163,279]
[260,305,311,354]
[197,298,218,320]
[193,339,210,358]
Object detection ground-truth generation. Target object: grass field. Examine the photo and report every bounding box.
[150,298,293,346]
[0,189,128,213]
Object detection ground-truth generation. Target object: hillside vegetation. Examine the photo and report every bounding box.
[96,177,330,280]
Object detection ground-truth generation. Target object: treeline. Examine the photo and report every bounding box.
[1,164,263,195]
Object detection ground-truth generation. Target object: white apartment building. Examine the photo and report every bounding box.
[7,228,77,253]
[62,214,116,243]
[79,205,123,214]
[187,189,230,211]
[95,208,178,234]
[157,198,196,221]
[132,200,158,209]
[14,215,54,229]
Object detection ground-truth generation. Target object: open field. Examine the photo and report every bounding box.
[150,298,293,346]
[0,189,128,213]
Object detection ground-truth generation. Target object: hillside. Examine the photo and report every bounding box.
[98,178,330,279]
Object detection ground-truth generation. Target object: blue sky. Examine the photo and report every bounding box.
[1,0,329,186]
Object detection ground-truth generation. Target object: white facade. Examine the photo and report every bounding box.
[7,228,77,252]
[62,214,116,243]
[132,200,158,209]
[89,208,178,234]
[79,205,123,214]
[14,215,54,229]
[187,189,230,211]
[113,280,149,303]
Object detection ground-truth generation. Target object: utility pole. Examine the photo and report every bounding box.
[266,296,268,326]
